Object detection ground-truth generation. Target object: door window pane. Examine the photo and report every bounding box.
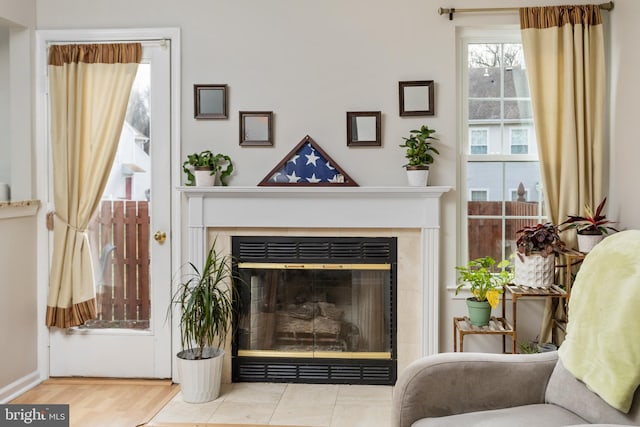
[85,64,152,330]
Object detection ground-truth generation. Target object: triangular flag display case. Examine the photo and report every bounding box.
[258,135,359,186]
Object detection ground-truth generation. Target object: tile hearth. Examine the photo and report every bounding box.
[149,382,392,427]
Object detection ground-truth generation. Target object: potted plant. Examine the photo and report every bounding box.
[170,241,239,403]
[560,197,618,253]
[514,223,565,288]
[455,256,512,326]
[399,125,439,186]
[182,150,233,186]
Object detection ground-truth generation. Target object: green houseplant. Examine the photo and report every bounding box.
[171,241,239,403]
[399,125,439,186]
[560,197,618,252]
[182,150,233,186]
[455,256,513,326]
[514,223,565,287]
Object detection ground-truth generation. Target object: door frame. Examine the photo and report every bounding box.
[35,27,182,380]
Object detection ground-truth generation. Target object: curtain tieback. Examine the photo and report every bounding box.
[54,212,86,233]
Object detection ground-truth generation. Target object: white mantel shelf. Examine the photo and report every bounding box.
[178,186,451,229]
[179,185,451,357]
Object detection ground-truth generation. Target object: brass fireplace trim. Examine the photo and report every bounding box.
[238,350,392,359]
[237,262,391,270]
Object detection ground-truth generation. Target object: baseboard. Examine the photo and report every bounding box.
[0,371,42,403]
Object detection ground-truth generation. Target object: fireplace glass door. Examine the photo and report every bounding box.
[236,263,391,359]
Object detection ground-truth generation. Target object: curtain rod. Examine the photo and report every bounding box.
[438,1,614,20]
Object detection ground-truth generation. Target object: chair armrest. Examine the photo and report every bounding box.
[392,351,558,427]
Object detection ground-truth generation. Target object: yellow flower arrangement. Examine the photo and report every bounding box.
[456,256,513,309]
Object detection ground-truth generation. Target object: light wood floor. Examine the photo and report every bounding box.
[11,377,179,427]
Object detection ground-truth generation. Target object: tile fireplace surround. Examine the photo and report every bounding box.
[179,186,451,382]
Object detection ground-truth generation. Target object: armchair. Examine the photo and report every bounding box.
[392,230,640,427]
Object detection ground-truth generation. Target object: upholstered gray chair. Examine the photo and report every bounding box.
[392,230,640,427]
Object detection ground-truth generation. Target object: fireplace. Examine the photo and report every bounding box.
[232,236,397,384]
[179,186,450,385]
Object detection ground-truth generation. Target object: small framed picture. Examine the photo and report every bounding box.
[399,80,435,116]
[346,111,382,147]
[194,84,227,119]
[239,111,274,146]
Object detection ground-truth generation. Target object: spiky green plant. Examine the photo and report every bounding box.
[171,242,238,360]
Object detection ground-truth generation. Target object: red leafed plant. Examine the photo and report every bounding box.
[516,222,565,261]
[559,197,618,235]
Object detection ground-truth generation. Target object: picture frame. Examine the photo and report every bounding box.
[239,111,273,146]
[194,84,228,119]
[399,80,435,116]
[346,111,381,147]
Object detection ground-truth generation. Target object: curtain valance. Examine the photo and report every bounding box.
[48,43,142,66]
[520,4,602,29]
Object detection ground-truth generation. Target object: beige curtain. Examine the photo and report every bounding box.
[46,43,141,328]
[520,5,606,343]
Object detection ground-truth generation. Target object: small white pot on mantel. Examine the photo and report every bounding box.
[405,166,430,187]
[194,168,215,186]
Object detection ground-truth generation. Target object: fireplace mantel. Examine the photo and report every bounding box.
[179,186,451,357]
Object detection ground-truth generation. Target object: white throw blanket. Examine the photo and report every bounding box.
[559,229,640,413]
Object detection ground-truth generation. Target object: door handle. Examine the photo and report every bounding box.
[154,231,167,244]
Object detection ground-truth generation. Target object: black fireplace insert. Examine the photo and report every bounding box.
[232,236,397,385]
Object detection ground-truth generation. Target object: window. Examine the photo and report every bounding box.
[510,128,529,154]
[462,31,546,263]
[469,128,488,154]
[470,189,489,201]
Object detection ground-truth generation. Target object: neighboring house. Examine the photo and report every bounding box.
[102,122,150,201]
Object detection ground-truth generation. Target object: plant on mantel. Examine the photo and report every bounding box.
[182,150,233,186]
[399,125,439,187]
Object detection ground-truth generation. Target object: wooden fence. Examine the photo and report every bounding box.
[87,200,150,326]
[467,201,541,262]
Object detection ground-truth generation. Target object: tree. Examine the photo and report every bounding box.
[125,85,150,140]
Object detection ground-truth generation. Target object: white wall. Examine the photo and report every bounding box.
[32,0,639,361]
[0,212,38,400]
[0,27,9,186]
[0,0,37,401]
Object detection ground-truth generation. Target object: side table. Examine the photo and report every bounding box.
[453,316,515,353]
[504,284,568,350]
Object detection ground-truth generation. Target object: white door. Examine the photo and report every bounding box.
[48,41,173,378]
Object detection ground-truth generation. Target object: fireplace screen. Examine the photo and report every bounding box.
[237,264,391,357]
[232,236,396,384]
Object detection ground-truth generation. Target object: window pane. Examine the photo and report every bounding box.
[503,44,529,98]
[465,40,545,263]
[504,100,533,120]
[505,161,542,203]
[468,44,502,98]
[469,100,501,120]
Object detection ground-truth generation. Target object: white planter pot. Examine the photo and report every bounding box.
[514,253,555,288]
[577,233,605,253]
[177,347,224,403]
[406,167,429,187]
[194,169,215,186]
